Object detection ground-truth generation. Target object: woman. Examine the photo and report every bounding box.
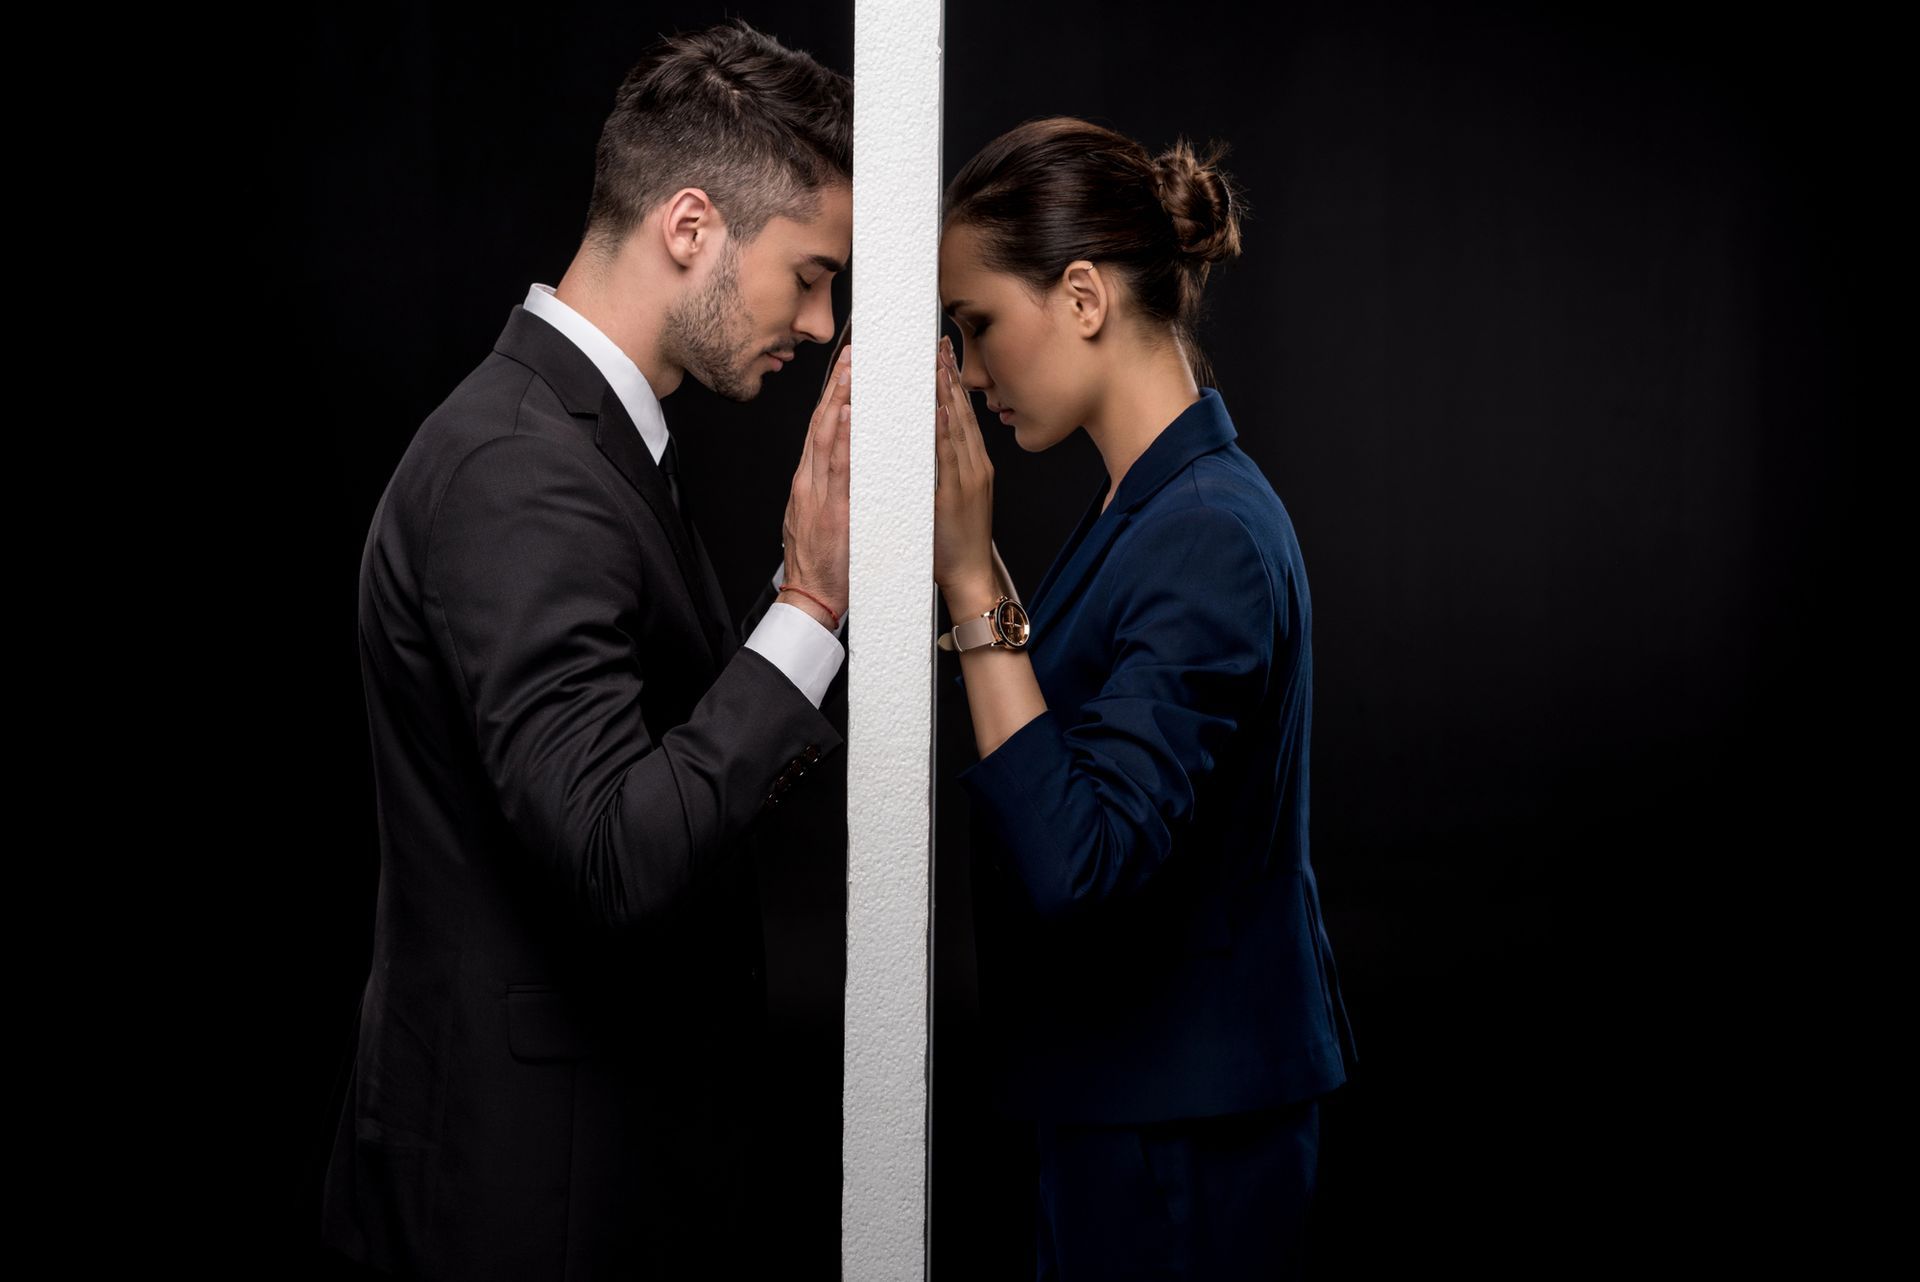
[932,116,1358,1280]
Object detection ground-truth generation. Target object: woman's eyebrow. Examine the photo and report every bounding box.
[941,298,973,318]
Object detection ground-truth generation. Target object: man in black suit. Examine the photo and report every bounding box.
[320,21,852,1279]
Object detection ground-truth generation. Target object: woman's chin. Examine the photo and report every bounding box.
[1010,420,1053,453]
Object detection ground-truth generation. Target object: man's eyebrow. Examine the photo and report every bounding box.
[803,253,847,274]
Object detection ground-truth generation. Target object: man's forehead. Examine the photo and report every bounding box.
[766,210,851,271]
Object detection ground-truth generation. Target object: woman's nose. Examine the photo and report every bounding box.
[957,345,990,392]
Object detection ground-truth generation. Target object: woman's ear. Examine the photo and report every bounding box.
[1060,259,1108,338]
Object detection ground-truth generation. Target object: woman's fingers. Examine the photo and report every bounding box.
[934,396,958,484]
[940,340,987,477]
[938,364,971,486]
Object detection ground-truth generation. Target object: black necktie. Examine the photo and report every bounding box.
[659,435,690,529]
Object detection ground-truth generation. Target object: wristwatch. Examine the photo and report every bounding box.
[938,595,1031,652]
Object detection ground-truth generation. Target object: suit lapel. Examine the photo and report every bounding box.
[1027,389,1241,640]
[1026,488,1130,640]
[590,389,730,665]
[492,305,730,667]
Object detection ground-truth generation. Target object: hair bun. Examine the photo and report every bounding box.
[1151,138,1244,267]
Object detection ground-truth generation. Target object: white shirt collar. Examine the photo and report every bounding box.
[521,283,671,465]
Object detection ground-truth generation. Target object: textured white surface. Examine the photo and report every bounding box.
[843,3,941,1279]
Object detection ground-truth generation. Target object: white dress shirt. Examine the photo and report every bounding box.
[521,283,846,707]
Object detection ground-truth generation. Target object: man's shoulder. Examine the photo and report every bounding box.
[422,352,594,466]
[386,354,601,505]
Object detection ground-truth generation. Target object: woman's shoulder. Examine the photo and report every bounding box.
[1133,443,1302,561]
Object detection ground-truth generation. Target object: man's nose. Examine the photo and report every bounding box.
[795,289,836,345]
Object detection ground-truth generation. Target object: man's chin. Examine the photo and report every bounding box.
[720,375,767,404]
[687,365,765,403]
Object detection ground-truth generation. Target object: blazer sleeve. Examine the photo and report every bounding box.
[957,504,1274,920]
[425,433,841,933]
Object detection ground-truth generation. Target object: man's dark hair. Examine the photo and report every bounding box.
[583,19,852,259]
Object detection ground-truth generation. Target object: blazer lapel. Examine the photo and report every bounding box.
[492,305,730,667]
[1027,389,1241,640]
[590,389,730,665]
[1026,488,1131,641]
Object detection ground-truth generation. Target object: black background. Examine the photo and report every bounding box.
[273,1,1879,1276]
[936,2,1879,1275]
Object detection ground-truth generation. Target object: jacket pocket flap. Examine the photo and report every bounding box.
[505,986,602,1062]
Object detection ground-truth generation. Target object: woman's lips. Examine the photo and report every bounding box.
[997,408,1015,423]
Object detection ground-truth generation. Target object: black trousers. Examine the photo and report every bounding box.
[1035,1097,1321,1281]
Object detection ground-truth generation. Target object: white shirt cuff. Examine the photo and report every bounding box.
[744,601,846,707]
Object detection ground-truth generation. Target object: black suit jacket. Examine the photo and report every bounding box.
[321,304,841,1279]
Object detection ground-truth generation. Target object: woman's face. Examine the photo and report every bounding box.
[938,221,1093,452]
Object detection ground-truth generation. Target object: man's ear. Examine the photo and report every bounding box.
[1061,260,1109,338]
[661,188,723,270]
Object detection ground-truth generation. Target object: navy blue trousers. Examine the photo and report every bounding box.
[1035,1097,1320,1281]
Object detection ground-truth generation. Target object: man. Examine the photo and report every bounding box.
[321,21,852,1279]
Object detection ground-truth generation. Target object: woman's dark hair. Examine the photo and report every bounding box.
[942,116,1246,387]
[582,19,852,259]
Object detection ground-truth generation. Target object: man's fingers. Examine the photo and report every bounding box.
[810,350,851,493]
[817,347,852,442]
[800,345,852,480]
[811,343,852,420]
[830,402,850,487]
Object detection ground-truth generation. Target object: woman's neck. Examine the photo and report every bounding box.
[1085,342,1202,513]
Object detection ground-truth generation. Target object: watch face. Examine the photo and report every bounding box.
[993,599,1031,649]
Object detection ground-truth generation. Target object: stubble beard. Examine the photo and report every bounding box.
[662,242,763,403]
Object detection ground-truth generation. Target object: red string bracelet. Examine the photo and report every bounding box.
[777,583,840,631]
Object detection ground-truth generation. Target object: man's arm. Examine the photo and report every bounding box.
[746,560,851,635]
[426,433,840,935]
[732,561,848,706]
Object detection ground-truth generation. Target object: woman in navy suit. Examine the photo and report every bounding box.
[933,117,1359,1280]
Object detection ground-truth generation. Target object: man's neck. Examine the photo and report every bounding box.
[553,256,684,397]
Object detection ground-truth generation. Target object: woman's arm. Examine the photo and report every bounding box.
[935,337,1047,757]
[958,504,1275,919]
[942,578,1048,758]
[934,337,1275,919]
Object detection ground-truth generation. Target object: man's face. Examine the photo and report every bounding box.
[665,182,851,402]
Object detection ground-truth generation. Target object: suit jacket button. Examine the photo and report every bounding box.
[803,744,820,762]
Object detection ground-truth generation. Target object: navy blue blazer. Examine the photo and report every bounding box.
[957,387,1358,1124]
